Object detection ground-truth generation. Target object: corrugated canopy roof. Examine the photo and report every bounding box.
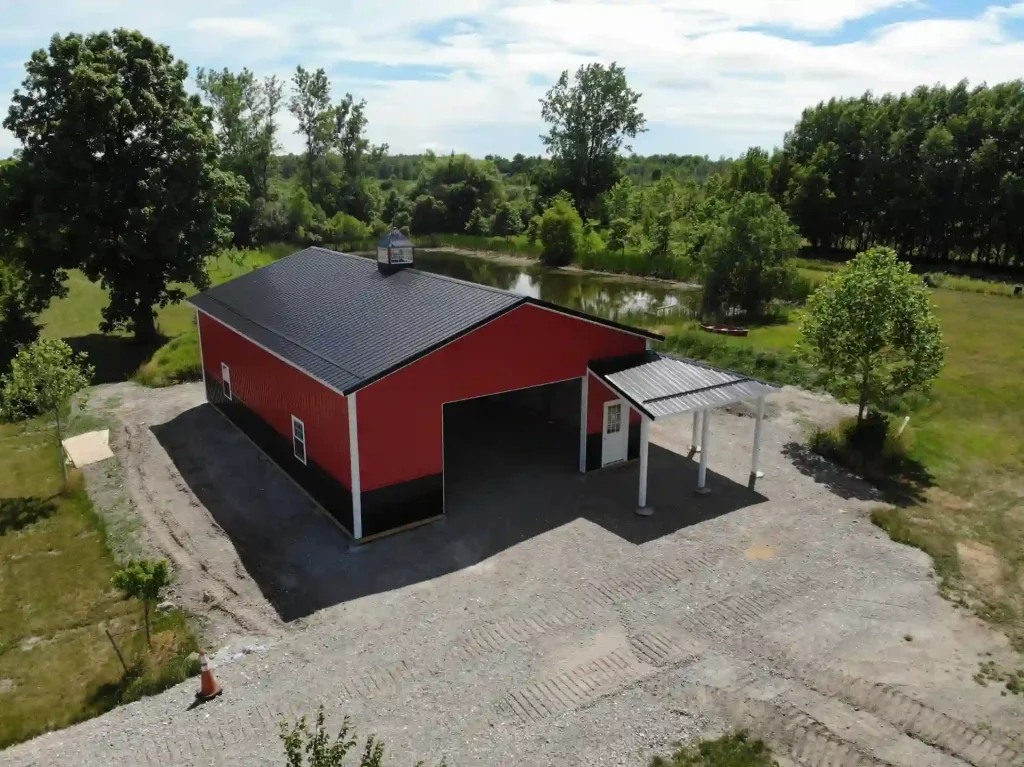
[589,351,777,420]
[191,247,659,395]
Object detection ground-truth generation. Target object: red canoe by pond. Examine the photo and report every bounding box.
[700,323,749,337]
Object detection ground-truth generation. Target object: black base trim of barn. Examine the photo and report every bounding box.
[585,421,642,471]
[205,374,354,534]
[360,474,444,538]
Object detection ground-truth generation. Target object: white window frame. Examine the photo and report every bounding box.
[221,362,232,401]
[291,415,307,465]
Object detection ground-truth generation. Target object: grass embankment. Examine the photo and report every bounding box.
[657,288,1024,653]
[0,415,198,748]
[37,246,293,388]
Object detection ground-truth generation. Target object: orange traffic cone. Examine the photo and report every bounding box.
[195,650,222,701]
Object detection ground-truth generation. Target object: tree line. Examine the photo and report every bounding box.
[770,81,1024,270]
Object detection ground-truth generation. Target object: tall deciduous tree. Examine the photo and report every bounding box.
[801,247,945,421]
[540,62,646,217]
[700,193,801,318]
[0,339,93,481]
[3,30,245,341]
[289,66,334,201]
[197,68,284,243]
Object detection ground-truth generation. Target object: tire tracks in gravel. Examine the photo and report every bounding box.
[117,421,283,640]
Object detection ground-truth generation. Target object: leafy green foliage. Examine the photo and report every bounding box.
[280,705,446,767]
[490,201,523,241]
[0,260,40,375]
[539,198,583,266]
[196,67,284,246]
[801,247,945,420]
[409,153,503,233]
[111,559,171,648]
[651,731,778,767]
[1,339,92,428]
[540,62,646,215]
[4,30,245,341]
[699,193,801,318]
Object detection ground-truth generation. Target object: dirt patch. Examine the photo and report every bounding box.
[745,543,777,561]
[0,678,15,694]
[81,384,284,646]
[957,540,1005,598]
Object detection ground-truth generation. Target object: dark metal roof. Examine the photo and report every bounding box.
[589,351,777,419]
[190,247,660,395]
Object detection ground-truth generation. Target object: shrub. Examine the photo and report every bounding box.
[651,731,778,767]
[539,198,583,266]
[809,412,916,484]
[280,705,446,767]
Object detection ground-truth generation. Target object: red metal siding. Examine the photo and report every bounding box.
[198,312,351,489]
[357,304,646,491]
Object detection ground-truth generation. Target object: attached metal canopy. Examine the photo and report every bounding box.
[589,351,778,420]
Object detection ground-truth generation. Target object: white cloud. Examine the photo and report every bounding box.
[188,17,283,40]
[2,1,1024,158]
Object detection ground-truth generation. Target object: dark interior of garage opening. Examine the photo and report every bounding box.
[443,379,581,519]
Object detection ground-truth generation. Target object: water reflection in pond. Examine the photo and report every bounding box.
[410,250,698,324]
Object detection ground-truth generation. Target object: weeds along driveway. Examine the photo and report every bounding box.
[5,381,1022,766]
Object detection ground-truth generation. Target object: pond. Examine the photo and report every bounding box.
[407,249,699,325]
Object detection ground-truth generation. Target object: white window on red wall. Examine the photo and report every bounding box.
[221,362,232,401]
[292,415,307,465]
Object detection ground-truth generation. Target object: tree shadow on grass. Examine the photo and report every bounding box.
[66,333,167,385]
[783,441,933,507]
[0,497,58,535]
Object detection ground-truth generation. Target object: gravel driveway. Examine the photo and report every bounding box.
[3,382,1022,767]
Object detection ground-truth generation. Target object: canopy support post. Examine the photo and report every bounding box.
[749,395,766,487]
[578,375,588,474]
[696,409,711,494]
[690,410,702,454]
[636,417,652,516]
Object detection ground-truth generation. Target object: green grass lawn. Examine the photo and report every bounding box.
[0,247,288,747]
[0,415,198,748]
[36,247,289,386]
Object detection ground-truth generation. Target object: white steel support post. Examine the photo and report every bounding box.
[636,417,652,515]
[749,395,766,486]
[578,375,588,473]
[348,394,363,539]
[696,409,711,494]
[691,410,702,454]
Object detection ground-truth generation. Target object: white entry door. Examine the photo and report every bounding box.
[602,400,628,466]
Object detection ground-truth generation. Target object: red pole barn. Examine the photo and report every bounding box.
[191,242,666,541]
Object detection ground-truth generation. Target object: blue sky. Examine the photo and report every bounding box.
[2,1,1024,159]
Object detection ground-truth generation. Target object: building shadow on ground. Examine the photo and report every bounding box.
[66,333,166,385]
[153,402,766,622]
